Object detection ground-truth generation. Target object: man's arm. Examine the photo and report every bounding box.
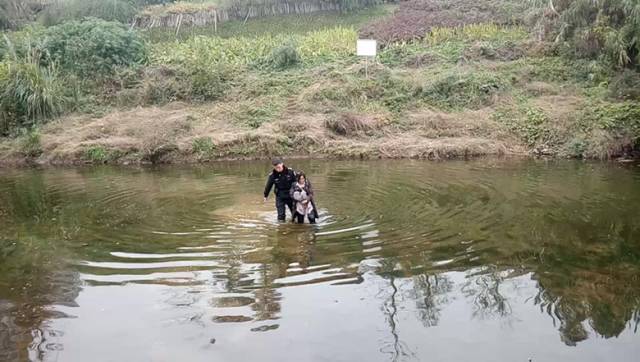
[263,173,274,199]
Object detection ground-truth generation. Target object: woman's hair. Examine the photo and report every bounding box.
[296,172,306,182]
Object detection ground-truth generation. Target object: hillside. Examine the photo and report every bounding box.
[1,0,639,165]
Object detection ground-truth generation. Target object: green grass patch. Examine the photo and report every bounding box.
[308,68,418,115]
[192,136,216,159]
[84,146,109,163]
[493,105,554,147]
[425,24,528,46]
[18,129,42,157]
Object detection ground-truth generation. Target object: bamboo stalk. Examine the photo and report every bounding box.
[175,13,183,36]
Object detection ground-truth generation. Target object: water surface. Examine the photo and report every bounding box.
[1,160,639,362]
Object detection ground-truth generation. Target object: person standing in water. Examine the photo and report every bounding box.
[290,173,318,224]
[264,158,296,222]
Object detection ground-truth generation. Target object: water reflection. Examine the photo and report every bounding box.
[0,160,639,361]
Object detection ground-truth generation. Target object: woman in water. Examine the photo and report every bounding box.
[289,173,318,224]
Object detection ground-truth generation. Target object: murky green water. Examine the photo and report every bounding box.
[1,160,639,362]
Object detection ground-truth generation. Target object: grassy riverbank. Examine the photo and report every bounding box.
[1,1,639,165]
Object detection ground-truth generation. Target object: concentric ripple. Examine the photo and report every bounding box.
[2,160,640,361]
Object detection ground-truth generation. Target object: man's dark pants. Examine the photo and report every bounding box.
[276,197,294,221]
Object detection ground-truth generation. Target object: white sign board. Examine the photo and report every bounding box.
[357,39,377,57]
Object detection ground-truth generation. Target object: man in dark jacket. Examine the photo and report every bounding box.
[263,158,296,222]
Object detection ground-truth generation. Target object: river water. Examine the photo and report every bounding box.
[1,159,639,362]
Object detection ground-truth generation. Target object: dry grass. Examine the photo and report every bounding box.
[324,113,386,136]
[0,91,597,165]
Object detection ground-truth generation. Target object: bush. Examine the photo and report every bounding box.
[192,136,215,158]
[189,64,236,102]
[502,106,554,147]
[581,102,640,140]
[39,0,137,26]
[534,0,640,68]
[0,26,47,61]
[137,66,188,105]
[84,146,108,163]
[39,18,147,77]
[267,44,300,70]
[18,129,42,157]
[0,58,67,136]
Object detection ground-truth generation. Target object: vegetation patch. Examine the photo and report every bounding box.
[38,18,148,77]
[39,0,138,26]
[419,71,505,110]
[492,105,555,149]
[192,136,216,159]
[0,57,67,136]
[17,128,42,158]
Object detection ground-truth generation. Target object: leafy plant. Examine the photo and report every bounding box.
[18,129,43,157]
[39,18,148,77]
[267,43,300,69]
[0,47,67,136]
[151,27,357,69]
[192,136,215,158]
[536,0,640,68]
[189,64,236,101]
[84,146,108,163]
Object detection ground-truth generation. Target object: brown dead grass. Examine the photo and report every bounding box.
[2,94,588,165]
[324,113,387,136]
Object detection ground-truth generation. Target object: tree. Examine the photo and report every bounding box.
[536,0,640,68]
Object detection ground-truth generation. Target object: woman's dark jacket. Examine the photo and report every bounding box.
[289,181,319,219]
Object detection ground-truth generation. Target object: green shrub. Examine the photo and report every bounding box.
[189,64,236,101]
[39,18,147,77]
[580,102,640,138]
[84,146,108,163]
[18,129,42,157]
[39,0,137,26]
[548,0,640,68]
[0,58,67,136]
[267,44,300,70]
[565,136,587,158]
[135,66,187,105]
[192,136,215,158]
[0,26,47,61]
[493,105,555,147]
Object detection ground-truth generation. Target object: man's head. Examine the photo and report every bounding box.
[272,158,284,172]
